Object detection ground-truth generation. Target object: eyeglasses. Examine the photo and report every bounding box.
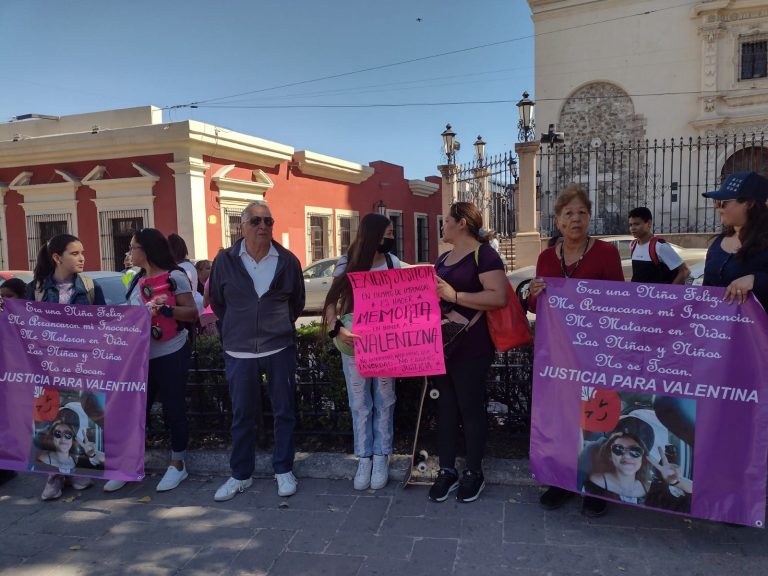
[248,216,275,227]
[53,429,73,440]
[610,444,643,458]
[713,199,736,209]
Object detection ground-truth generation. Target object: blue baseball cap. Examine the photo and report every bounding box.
[703,171,768,202]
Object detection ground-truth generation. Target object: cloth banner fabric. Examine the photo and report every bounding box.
[347,266,445,377]
[530,278,768,527]
[0,299,150,481]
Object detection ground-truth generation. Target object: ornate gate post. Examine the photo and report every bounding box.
[513,141,542,268]
[438,163,459,254]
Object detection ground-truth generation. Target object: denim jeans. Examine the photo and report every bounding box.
[147,341,191,460]
[341,354,396,457]
[225,347,297,479]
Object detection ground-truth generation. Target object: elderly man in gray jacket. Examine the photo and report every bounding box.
[209,200,305,500]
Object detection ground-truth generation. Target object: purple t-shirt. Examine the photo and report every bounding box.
[435,243,504,359]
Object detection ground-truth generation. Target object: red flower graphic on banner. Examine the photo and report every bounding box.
[580,388,621,433]
[34,388,60,422]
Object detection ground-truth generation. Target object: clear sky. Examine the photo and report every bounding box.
[0,0,534,180]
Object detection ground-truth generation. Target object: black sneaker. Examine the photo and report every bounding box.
[581,496,608,518]
[456,469,485,503]
[428,469,459,502]
[539,486,573,510]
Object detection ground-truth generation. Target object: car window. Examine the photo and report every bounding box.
[303,262,324,279]
[95,276,128,305]
[612,239,632,259]
[320,261,336,277]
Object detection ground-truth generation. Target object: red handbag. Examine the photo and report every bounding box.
[487,282,532,351]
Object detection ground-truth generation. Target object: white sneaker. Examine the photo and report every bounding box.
[69,476,94,491]
[275,471,298,497]
[214,476,253,502]
[354,457,373,490]
[156,464,188,492]
[103,480,127,493]
[370,455,389,490]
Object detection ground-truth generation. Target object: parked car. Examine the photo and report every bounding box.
[506,236,709,306]
[0,270,128,305]
[301,256,418,313]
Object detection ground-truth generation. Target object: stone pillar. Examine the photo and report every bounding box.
[472,165,491,228]
[437,163,459,254]
[513,141,542,268]
[167,155,210,260]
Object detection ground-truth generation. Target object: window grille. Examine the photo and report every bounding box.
[338,216,353,255]
[99,210,147,271]
[415,215,429,263]
[26,214,72,269]
[222,206,244,248]
[387,213,404,259]
[741,40,768,80]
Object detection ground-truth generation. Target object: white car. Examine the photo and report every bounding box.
[506,236,709,306]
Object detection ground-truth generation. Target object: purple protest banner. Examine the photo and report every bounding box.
[0,298,150,482]
[531,278,768,527]
[347,266,445,377]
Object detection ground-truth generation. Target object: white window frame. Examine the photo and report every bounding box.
[334,209,358,257]
[385,209,404,260]
[212,165,273,249]
[304,206,334,264]
[413,212,430,264]
[738,35,768,82]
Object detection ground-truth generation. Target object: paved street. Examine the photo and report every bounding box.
[1,469,766,576]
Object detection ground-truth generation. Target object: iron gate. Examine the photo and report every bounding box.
[456,151,519,237]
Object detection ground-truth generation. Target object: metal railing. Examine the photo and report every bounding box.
[536,133,768,236]
[456,151,519,237]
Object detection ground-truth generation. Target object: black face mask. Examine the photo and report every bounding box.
[377,237,395,254]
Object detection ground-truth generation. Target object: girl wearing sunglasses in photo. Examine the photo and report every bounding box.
[582,416,692,513]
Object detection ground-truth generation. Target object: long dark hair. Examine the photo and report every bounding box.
[125,228,184,297]
[167,233,189,264]
[724,200,768,261]
[322,213,391,324]
[32,234,81,290]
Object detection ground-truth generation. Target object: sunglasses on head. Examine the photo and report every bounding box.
[248,216,274,227]
[610,444,643,458]
[54,429,73,440]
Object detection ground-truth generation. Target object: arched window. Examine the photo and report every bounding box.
[720,147,768,181]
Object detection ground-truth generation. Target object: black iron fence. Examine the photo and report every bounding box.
[150,332,534,457]
[456,151,519,238]
[536,133,768,236]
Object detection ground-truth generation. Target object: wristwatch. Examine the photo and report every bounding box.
[159,305,174,318]
[327,319,343,339]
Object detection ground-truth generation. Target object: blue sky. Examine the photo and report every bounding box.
[0,0,534,180]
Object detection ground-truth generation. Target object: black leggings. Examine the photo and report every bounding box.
[434,351,494,472]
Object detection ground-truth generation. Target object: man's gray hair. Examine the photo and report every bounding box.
[241,200,270,223]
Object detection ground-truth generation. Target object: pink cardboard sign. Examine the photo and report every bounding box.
[347,266,445,377]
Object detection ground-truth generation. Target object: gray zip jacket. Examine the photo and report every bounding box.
[209,239,305,354]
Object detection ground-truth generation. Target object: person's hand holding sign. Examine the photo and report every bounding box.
[647,446,692,494]
[336,324,360,347]
[436,276,458,304]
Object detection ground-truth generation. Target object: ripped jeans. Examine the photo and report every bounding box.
[341,354,396,457]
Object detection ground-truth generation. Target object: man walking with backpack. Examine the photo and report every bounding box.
[628,207,689,284]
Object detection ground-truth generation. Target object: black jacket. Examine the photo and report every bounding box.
[209,239,305,354]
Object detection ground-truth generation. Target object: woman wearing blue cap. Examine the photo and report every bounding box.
[702,171,768,310]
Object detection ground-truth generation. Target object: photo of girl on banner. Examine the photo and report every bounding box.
[29,388,106,477]
[578,390,695,513]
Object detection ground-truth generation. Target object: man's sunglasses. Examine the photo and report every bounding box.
[610,444,643,458]
[248,216,275,227]
[54,430,74,440]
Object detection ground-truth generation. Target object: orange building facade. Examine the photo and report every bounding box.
[0,107,442,271]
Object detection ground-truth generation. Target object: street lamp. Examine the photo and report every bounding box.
[474,135,486,164]
[516,91,535,142]
[376,200,386,215]
[509,156,518,183]
[441,124,460,164]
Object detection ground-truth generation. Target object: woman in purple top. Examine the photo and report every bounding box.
[430,202,507,504]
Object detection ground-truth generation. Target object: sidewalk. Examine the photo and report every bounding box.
[1,453,766,576]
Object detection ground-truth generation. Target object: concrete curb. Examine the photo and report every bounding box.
[146,449,536,486]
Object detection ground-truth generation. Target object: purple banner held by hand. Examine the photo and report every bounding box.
[0,298,150,482]
[530,278,768,528]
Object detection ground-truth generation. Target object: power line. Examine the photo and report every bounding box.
[171,0,697,110]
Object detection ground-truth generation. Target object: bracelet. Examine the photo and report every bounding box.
[159,305,174,318]
[669,480,680,486]
[327,319,343,339]
[454,291,459,304]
